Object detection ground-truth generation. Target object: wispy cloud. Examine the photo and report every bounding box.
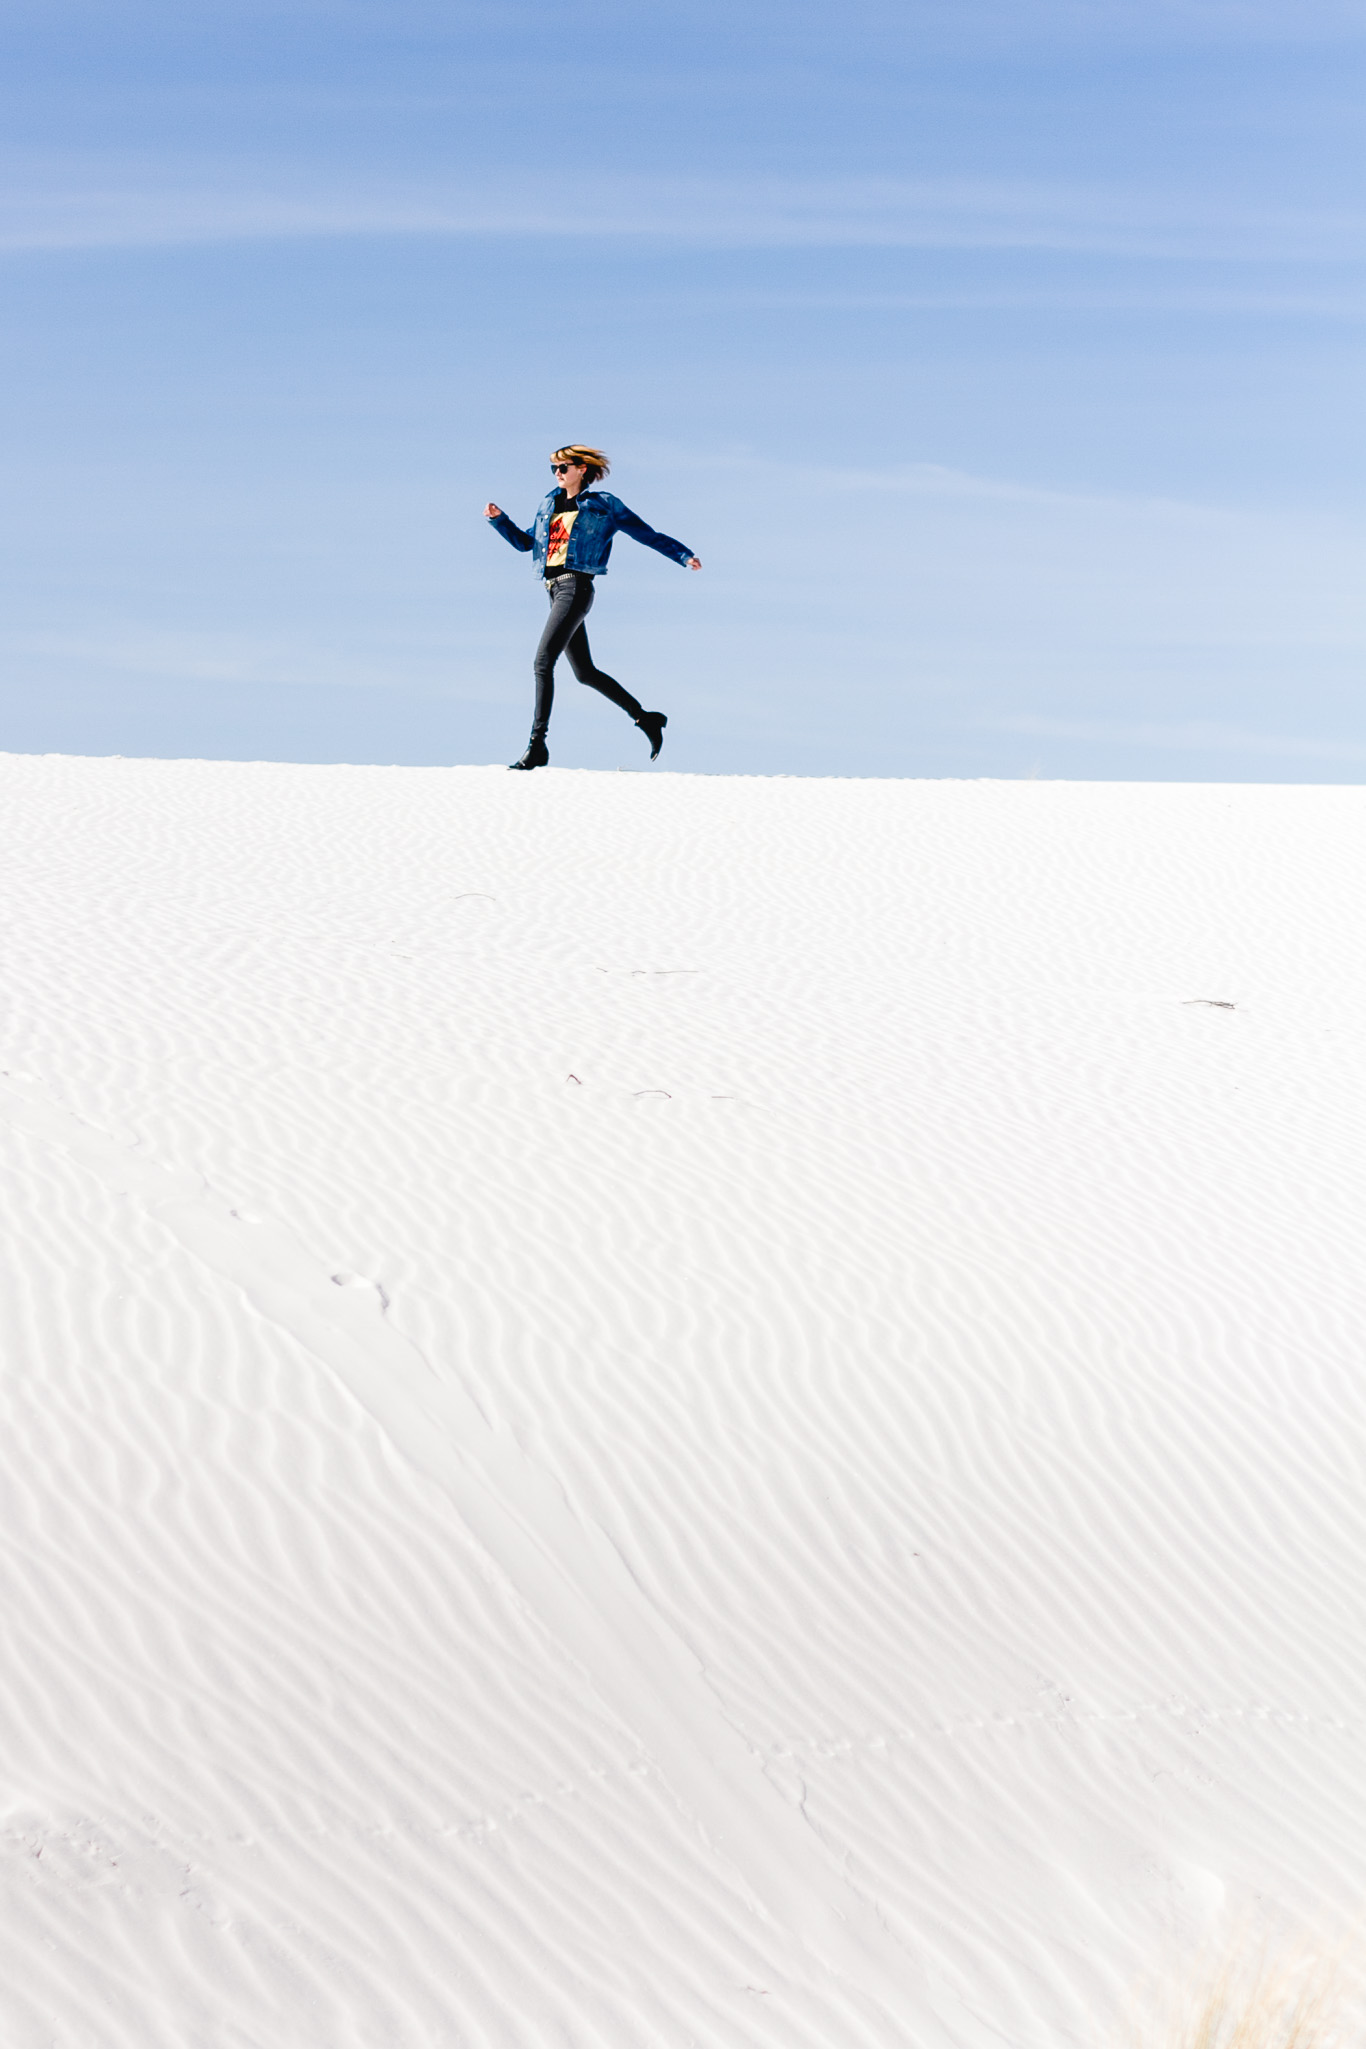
[0,166,1361,260]
[678,285,1366,320]
[650,445,1366,537]
[4,627,476,697]
[987,714,1366,763]
[5,0,1363,49]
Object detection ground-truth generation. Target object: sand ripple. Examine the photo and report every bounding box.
[2,758,1364,2045]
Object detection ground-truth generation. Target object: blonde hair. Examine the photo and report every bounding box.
[551,444,610,486]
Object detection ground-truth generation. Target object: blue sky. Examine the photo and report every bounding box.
[1,0,1362,777]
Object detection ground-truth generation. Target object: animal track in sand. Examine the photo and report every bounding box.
[331,1271,391,1312]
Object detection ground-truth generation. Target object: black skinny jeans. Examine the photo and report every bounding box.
[531,573,642,737]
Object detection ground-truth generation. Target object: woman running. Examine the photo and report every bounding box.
[484,445,701,770]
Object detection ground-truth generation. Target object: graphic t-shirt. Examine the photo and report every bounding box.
[545,491,579,571]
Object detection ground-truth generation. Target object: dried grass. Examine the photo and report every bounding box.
[1124,1929,1360,2049]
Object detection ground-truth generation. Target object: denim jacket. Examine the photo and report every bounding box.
[489,491,694,577]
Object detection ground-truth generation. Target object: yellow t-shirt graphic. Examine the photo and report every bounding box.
[545,506,578,571]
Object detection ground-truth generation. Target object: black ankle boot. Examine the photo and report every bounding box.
[509,734,549,771]
[635,711,667,761]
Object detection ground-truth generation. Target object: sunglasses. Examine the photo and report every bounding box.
[550,462,583,476]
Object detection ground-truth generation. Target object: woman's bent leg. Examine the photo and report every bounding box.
[564,619,644,721]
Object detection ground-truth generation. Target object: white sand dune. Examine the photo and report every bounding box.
[2,756,1365,2047]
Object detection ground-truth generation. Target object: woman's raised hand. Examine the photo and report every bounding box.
[687,556,702,571]
[484,502,502,519]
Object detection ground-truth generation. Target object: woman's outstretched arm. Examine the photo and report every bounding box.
[485,502,534,552]
[611,501,700,570]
